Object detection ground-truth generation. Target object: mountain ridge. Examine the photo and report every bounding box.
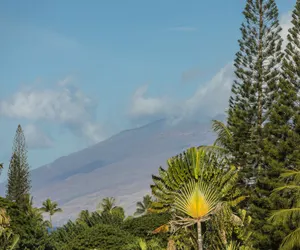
[1,117,222,225]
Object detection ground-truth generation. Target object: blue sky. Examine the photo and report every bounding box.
[0,0,295,177]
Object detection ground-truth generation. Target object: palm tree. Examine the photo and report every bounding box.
[97,197,125,224]
[134,195,153,216]
[171,179,221,250]
[39,198,62,228]
[151,147,249,249]
[269,169,300,250]
[97,197,117,213]
[76,210,92,226]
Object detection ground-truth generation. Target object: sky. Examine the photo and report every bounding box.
[0,0,296,177]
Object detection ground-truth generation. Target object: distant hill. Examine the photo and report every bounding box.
[1,117,222,225]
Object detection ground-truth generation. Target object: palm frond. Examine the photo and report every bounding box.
[280,227,300,250]
[280,170,300,182]
[269,208,300,224]
[273,185,300,192]
[211,120,232,147]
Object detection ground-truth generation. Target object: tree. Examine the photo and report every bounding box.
[227,0,283,181]
[246,0,300,248]
[97,197,117,213]
[121,213,171,243]
[269,169,300,250]
[0,197,50,249]
[134,195,153,216]
[150,147,249,249]
[61,223,137,250]
[97,197,125,223]
[39,198,62,228]
[6,125,31,205]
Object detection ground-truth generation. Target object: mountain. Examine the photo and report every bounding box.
[2,118,219,225]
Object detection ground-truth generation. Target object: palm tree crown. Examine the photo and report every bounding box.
[40,198,62,227]
[134,194,153,216]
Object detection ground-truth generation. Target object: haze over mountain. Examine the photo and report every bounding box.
[1,117,220,225]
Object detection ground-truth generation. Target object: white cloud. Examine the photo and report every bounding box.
[0,77,104,144]
[169,26,197,32]
[129,64,234,121]
[183,63,233,118]
[128,85,167,118]
[24,124,53,149]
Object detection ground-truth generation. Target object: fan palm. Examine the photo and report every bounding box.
[171,179,221,250]
[134,195,153,216]
[269,169,300,250]
[39,198,62,228]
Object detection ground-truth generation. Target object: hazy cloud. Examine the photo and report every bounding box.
[183,63,233,118]
[0,77,104,144]
[129,85,167,118]
[24,124,53,149]
[129,63,234,121]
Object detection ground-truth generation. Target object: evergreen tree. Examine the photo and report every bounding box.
[6,125,31,205]
[250,0,300,248]
[227,0,283,179]
[225,1,289,248]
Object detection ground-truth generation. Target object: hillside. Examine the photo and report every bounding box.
[2,118,218,225]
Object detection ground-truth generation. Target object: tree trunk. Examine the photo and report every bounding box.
[50,215,52,228]
[197,220,203,250]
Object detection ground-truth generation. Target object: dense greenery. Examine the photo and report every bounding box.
[1,0,300,249]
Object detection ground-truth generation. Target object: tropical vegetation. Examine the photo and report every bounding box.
[1,0,300,249]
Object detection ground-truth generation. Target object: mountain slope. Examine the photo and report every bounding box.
[3,118,218,225]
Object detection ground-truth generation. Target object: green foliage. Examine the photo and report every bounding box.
[269,169,300,250]
[248,0,300,248]
[6,125,31,206]
[121,213,171,241]
[221,0,300,249]
[49,221,87,249]
[0,208,19,250]
[0,197,50,250]
[150,147,249,249]
[227,0,283,172]
[124,238,162,250]
[58,223,136,250]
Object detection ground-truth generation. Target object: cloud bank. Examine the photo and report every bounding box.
[0,77,103,145]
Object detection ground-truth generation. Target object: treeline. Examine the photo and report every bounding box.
[1,0,300,249]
